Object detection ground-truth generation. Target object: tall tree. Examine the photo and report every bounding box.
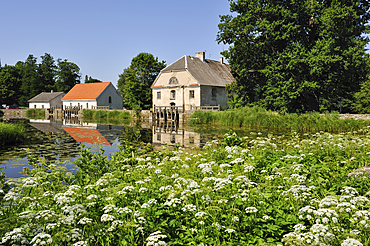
[55,59,81,92]
[0,65,21,105]
[16,55,39,106]
[119,53,166,110]
[117,68,129,97]
[84,76,102,83]
[218,0,370,113]
[38,53,56,93]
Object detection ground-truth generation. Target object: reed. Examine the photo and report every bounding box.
[82,109,132,120]
[0,122,25,146]
[190,106,370,132]
[82,109,94,118]
[25,109,45,118]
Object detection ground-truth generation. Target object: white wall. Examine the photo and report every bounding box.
[62,100,97,109]
[29,102,50,109]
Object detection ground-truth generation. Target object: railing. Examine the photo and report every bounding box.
[92,106,110,110]
[153,106,184,113]
[153,106,183,121]
[64,105,82,111]
[190,105,220,111]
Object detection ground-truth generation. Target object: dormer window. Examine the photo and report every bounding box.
[169,77,178,85]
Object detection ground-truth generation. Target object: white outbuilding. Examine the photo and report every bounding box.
[61,82,123,110]
[28,91,65,109]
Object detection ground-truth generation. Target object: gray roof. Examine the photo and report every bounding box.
[159,55,235,87]
[28,92,65,103]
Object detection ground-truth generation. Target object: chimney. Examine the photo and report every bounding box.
[219,57,224,64]
[195,51,205,62]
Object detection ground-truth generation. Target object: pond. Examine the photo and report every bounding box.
[0,117,292,180]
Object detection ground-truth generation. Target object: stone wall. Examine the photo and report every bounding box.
[1,109,28,117]
[338,114,370,120]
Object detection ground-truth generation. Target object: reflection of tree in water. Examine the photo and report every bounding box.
[119,121,152,144]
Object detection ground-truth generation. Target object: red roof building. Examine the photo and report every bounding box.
[61,82,123,109]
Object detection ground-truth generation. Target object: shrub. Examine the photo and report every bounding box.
[0,122,25,146]
[94,110,108,118]
[119,111,131,119]
[82,109,94,118]
[25,109,45,118]
[191,106,370,133]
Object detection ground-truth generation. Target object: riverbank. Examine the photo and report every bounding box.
[190,106,370,132]
[1,128,370,245]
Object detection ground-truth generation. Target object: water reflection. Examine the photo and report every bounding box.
[153,121,204,148]
[1,118,124,179]
[1,117,288,179]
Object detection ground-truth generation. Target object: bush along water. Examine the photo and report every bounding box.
[26,109,45,118]
[0,122,25,146]
[190,106,369,133]
[82,109,131,120]
[1,129,370,245]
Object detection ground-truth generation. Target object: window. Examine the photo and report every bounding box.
[189,90,194,99]
[109,96,112,104]
[169,77,178,84]
[212,88,217,97]
[157,134,161,141]
[86,103,88,109]
[171,135,176,144]
[189,135,194,144]
[170,90,176,100]
[34,105,36,109]
[157,91,161,99]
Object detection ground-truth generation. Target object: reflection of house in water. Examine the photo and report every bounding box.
[29,118,124,146]
[62,124,124,146]
[153,121,205,148]
[29,119,65,133]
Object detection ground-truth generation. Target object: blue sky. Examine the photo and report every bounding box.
[1,0,231,87]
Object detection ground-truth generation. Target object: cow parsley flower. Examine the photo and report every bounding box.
[30,233,53,245]
[341,237,363,246]
[73,241,88,246]
[182,204,196,212]
[225,228,236,233]
[195,211,207,218]
[101,214,115,222]
[245,207,258,213]
[78,217,93,225]
[1,228,29,245]
[146,231,167,246]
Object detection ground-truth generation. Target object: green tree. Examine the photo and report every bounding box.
[38,53,56,92]
[84,76,102,83]
[117,68,128,97]
[217,0,370,113]
[55,59,81,92]
[352,79,370,113]
[16,55,39,106]
[0,65,21,105]
[119,53,166,110]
